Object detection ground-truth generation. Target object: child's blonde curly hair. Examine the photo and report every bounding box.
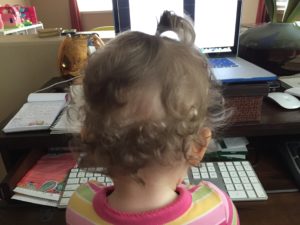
[74,11,229,180]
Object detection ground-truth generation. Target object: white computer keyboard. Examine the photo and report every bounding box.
[187,161,268,201]
[58,161,267,208]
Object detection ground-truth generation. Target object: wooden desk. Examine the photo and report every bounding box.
[0,141,299,225]
[0,85,299,224]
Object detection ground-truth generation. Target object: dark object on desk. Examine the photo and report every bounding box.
[61,29,76,35]
[223,82,269,123]
[278,141,300,188]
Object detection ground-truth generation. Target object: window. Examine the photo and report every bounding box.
[77,0,113,12]
[276,0,288,11]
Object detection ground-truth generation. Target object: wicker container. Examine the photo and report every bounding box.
[225,96,264,123]
[223,83,269,123]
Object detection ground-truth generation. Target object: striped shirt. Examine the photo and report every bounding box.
[66,181,239,225]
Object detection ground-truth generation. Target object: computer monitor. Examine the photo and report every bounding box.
[185,0,242,56]
[112,0,242,56]
[112,0,184,34]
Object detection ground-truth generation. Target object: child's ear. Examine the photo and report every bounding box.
[187,128,212,165]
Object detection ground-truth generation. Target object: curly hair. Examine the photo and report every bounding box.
[72,11,230,180]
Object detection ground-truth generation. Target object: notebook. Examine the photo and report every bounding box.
[2,93,67,133]
[112,0,277,83]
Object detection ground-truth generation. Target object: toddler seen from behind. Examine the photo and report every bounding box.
[66,11,239,225]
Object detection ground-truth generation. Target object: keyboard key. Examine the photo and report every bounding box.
[219,166,227,172]
[207,166,216,172]
[233,161,241,166]
[97,177,105,182]
[235,165,243,171]
[223,177,232,184]
[77,172,86,177]
[246,190,257,199]
[209,172,218,178]
[193,174,200,179]
[80,178,88,183]
[85,172,94,177]
[206,162,214,167]
[221,171,230,178]
[201,173,209,179]
[67,178,80,184]
[246,170,255,177]
[234,184,244,191]
[253,183,267,198]
[238,171,247,177]
[244,183,253,190]
[228,190,247,199]
[59,198,70,206]
[191,167,199,172]
[65,184,80,191]
[229,171,238,178]
[226,183,235,191]
[68,172,77,178]
[249,176,259,183]
[227,166,235,171]
[199,167,207,173]
[63,191,74,198]
[232,177,241,184]
[240,177,250,184]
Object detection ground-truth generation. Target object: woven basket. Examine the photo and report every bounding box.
[226,96,263,123]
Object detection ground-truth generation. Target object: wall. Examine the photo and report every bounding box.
[31,0,112,30]
[30,0,71,29]
[0,35,63,121]
[81,11,113,31]
[0,35,64,181]
[241,0,259,25]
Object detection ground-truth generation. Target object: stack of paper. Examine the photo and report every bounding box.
[50,85,83,134]
[206,137,249,160]
[279,73,300,89]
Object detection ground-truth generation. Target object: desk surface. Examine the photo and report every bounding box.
[0,79,300,224]
[1,97,300,150]
[1,140,299,225]
[224,100,300,137]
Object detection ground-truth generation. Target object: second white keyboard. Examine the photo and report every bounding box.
[187,161,268,201]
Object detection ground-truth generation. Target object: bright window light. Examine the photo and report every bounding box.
[77,0,113,12]
[276,0,288,11]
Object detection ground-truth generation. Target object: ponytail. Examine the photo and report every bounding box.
[156,10,195,46]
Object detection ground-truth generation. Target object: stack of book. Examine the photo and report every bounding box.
[205,137,249,161]
[11,152,76,207]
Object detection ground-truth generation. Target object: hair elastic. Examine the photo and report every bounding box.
[160,30,180,41]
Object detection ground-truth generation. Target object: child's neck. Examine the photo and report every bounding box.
[107,179,178,213]
[106,165,185,213]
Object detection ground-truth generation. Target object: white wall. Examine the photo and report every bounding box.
[241,0,259,25]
